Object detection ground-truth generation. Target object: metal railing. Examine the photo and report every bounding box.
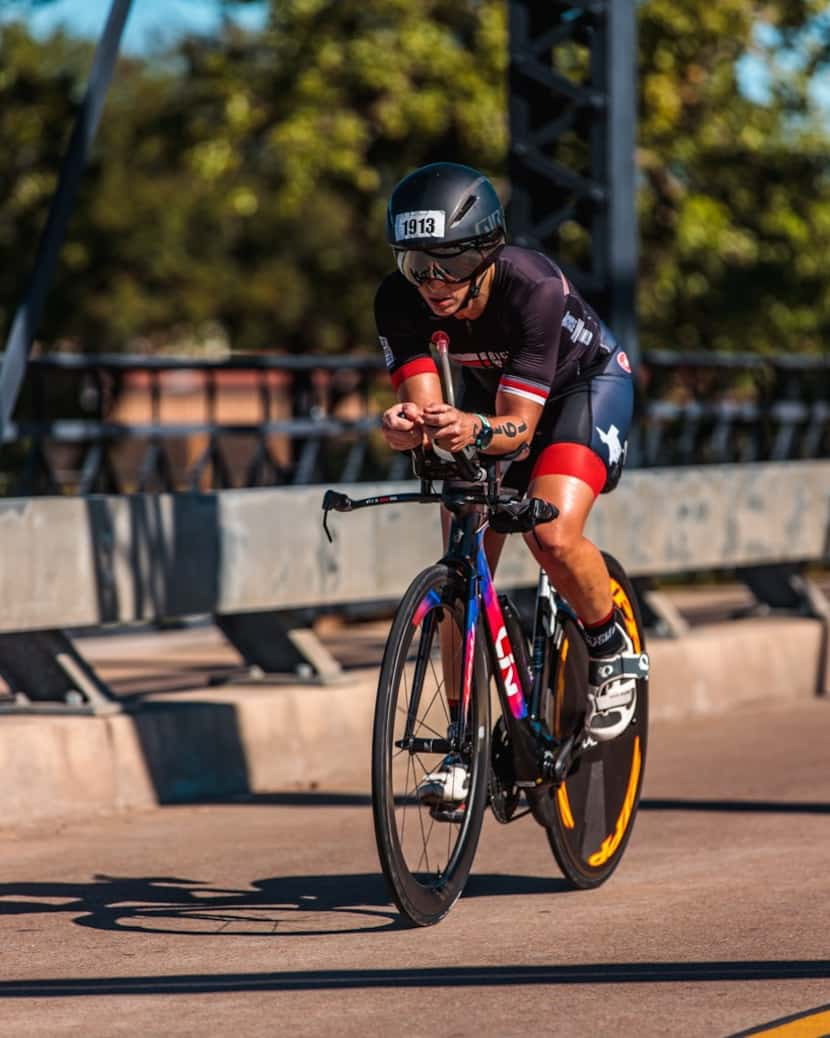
[1,350,828,495]
[633,351,830,467]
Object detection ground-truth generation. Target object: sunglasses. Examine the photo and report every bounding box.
[394,243,497,286]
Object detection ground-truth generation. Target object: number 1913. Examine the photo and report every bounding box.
[404,216,435,236]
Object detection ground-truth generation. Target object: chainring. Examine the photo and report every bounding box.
[488,716,521,824]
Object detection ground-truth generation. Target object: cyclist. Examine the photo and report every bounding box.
[375,162,643,808]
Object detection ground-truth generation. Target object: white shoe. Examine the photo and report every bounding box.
[586,625,649,743]
[417,755,470,807]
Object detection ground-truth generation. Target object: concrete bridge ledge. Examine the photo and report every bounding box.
[1,614,826,831]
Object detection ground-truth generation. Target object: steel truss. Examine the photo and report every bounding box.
[508,1,638,363]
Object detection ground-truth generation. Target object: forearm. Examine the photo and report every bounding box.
[397,371,444,409]
[422,395,542,455]
[475,412,533,454]
[476,388,543,454]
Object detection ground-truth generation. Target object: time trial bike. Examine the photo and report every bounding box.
[322,443,649,928]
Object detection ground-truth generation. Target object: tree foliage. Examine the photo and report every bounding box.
[0,1,506,353]
[0,0,829,355]
[638,0,830,354]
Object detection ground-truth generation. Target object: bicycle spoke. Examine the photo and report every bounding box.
[372,564,490,925]
[411,751,432,779]
[399,752,415,846]
[427,640,454,715]
[415,794,432,875]
[411,691,448,740]
[395,697,445,742]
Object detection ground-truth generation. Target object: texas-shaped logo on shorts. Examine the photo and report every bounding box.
[596,423,625,466]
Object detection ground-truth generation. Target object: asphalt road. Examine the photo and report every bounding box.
[1,697,829,1038]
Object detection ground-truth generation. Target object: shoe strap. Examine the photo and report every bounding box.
[589,651,650,687]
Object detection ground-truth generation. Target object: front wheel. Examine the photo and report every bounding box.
[543,553,649,888]
[372,563,491,926]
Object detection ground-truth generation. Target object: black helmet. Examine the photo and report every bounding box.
[386,162,506,285]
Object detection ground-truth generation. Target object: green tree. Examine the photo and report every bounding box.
[165,0,508,352]
[0,23,93,342]
[1,1,507,353]
[638,0,830,354]
[2,1,830,357]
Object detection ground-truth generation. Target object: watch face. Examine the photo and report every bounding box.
[476,419,493,449]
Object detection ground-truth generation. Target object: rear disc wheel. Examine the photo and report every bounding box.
[542,554,649,888]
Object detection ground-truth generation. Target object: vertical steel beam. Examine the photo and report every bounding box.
[0,0,133,434]
[606,0,639,366]
[508,1,639,366]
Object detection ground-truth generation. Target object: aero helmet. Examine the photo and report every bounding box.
[386,162,506,286]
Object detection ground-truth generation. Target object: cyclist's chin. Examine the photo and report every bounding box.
[421,290,464,316]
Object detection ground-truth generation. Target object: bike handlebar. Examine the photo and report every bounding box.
[321,479,559,542]
[410,443,528,484]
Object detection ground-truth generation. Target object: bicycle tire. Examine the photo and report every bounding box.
[542,553,649,888]
[372,563,491,926]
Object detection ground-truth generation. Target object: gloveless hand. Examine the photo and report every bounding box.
[421,403,478,453]
[380,401,427,450]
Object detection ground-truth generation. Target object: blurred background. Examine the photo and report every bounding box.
[0,0,829,493]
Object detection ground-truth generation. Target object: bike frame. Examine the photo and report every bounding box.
[411,504,564,783]
[322,475,569,784]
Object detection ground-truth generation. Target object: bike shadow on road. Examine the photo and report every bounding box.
[0,870,570,938]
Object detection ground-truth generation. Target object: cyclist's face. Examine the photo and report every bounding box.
[416,278,470,316]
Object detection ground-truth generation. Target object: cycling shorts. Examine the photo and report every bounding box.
[458,342,634,498]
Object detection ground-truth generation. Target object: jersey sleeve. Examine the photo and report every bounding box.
[374,275,438,391]
[498,276,566,409]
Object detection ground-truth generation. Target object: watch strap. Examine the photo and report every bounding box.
[474,413,493,450]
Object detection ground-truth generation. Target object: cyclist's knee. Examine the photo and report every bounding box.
[523,521,580,566]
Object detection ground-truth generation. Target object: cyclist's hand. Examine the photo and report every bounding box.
[381,402,426,450]
[422,403,478,453]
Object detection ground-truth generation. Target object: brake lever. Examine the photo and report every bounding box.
[321,489,353,543]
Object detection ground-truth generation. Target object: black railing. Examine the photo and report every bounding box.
[633,351,830,467]
[1,350,828,495]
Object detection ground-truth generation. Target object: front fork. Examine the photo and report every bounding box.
[402,562,481,757]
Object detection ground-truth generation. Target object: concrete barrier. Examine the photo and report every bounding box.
[1,612,826,829]
[1,461,829,632]
[2,462,827,824]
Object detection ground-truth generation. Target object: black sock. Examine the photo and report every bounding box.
[582,609,623,657]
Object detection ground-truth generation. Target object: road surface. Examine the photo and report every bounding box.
[1,697,828,1037]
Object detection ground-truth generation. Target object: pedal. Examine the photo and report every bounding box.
[430,803,467,823]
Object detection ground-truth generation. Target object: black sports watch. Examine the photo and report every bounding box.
[473,413,494,451]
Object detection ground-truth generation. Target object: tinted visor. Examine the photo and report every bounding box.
[394,244,496,285]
